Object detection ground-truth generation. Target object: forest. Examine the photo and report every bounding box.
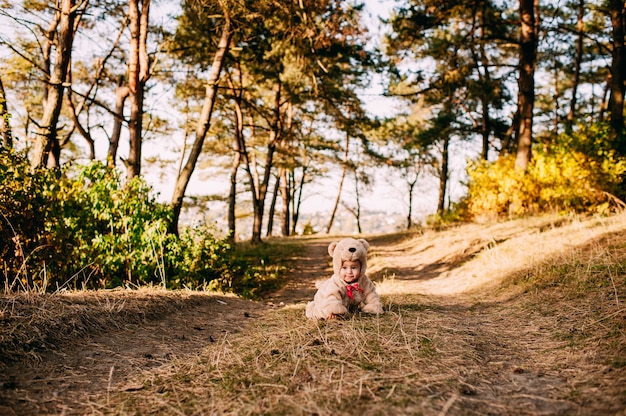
[0,0,625,292]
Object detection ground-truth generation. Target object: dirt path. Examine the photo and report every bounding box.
[265,238,331,306]
[0,294,268,415]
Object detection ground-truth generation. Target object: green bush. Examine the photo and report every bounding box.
[46,162,174,288]
[210,242,288,299]
[165,225,234,290]
[0,149,55,290]
[0,157,239,292]
[463,123,626,220]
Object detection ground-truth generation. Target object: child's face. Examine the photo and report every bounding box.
[339,260,361,283]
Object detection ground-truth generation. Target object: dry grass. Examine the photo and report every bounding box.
[0,288,245,365]
[2,213,626,415]
[101,213,626,415]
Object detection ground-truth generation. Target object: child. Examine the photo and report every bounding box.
[305,237,383,319]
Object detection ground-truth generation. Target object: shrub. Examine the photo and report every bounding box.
[0,148,55,290]
[0,158,239,292]
[463,123,626,220]
[165,225,234,290]
[39,161,175,289]
[210,242,287,299]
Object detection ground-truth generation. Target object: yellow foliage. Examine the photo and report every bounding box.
[463,126,626,220]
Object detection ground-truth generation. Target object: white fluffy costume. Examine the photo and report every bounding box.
[305,238,383,319]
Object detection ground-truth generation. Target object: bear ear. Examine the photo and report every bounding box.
[358,239,370,251]
[328,242,338,256]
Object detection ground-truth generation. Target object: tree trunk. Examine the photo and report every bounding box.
[227,150,240,243]
[352,170,362,234]
[1,75,13,149]
[326,133,350,234]
[169,16,232,235]
[608,0,626,153]
[227,68,245,243]
[109,83,130,167]
[476,2,492,161]
[280,167,290,237]
[514,0,537,171]
[125,0,151,180]
[250,80,282,243]
[437,134,449,215]
[501,110,519,156]
[291,167,306,235]
[69,23,127,163]
[30,0,77,170]
[406,169,419,229]
[407,180,414,229]
[280,103,293,237]
[266,174,280,238]
[552,63,560,134]
[66,90,95,160]
[598,73,611,122]
[481,96,491,161]
[565,0,585,133]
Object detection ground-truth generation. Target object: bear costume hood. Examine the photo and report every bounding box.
[328,237,370,277]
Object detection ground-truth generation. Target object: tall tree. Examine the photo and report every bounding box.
[565,0,586,132]
[514,0,538,170]
[608,0,626,152]
[279,167,289,236]
[218,0,374,242]
[265,172,280,237]
[66,21,129,162]
[29,0,86,169]
[124,0,151,179]
[225,63,245,242]
[326,131,351,234]
[0,0,152,169]
[168,0,233,235]
[65,17,130,165]
[423,106,454,214]
[0,75,12,149]
[248,1,373,242]
[249,79,282,242]
[278,101,294,237]
[367,114,433,229]
[343,166,366,234]
[386,1,514,213]
[109,79,131,166]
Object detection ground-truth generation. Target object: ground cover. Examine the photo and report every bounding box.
[1,213,625,415]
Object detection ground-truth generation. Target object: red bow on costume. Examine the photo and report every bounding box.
[345,283,364,299]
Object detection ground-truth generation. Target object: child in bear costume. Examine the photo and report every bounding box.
[305,237,383,319]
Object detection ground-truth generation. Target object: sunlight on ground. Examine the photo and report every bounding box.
[372,212,626,297]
